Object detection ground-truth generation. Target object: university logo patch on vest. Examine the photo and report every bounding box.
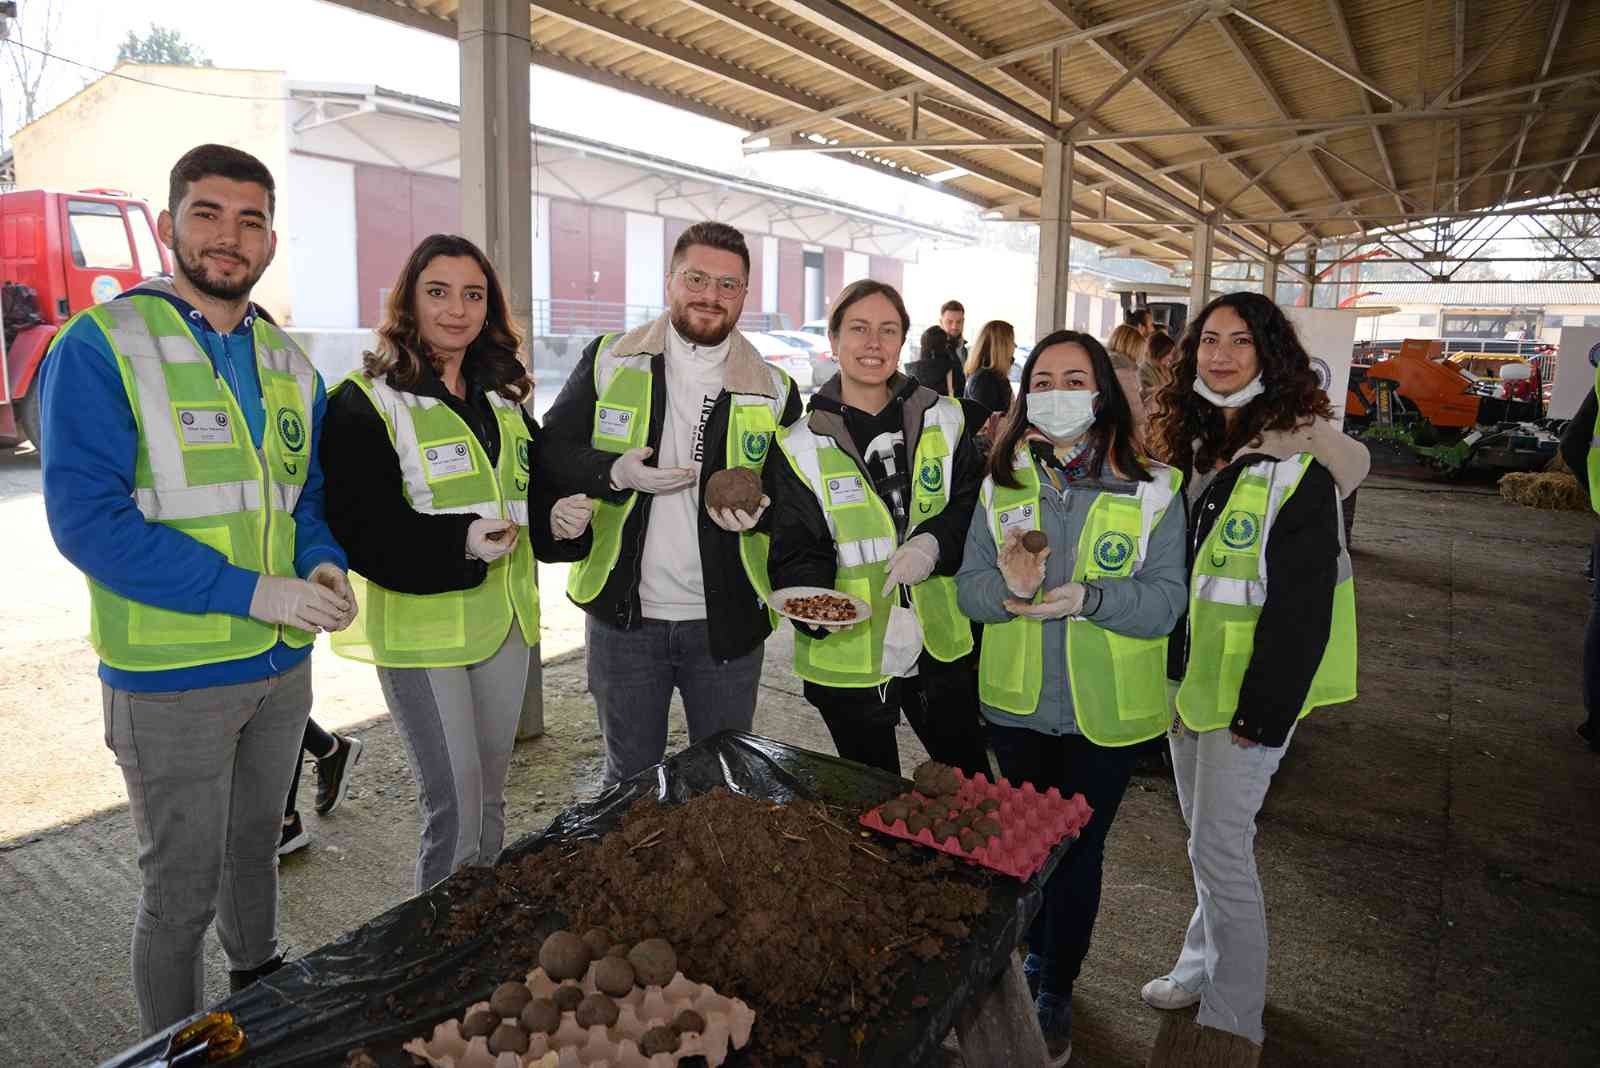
[515,438,531,491]
[742,428,771,463]
[1092,530,1134,573]
[1220,509,1259,550]
[277,407,307,453]
[918,457,944,495]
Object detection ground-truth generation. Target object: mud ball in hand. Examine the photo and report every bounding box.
[461,1007,499,1038]
[538,930,593,982]
[488,1022,530,1056]
[628,938,678,986]
[640,1025,682,1056]
[593,954,636,997]
[673,1008,707,1035]
[488,980,532,1019]
[581,927,613,960]
[520,998,561,1035]
[576,992,620,1028]
[705,467,764,514]
[552,982,586,1014]
[1022,530,1048,554]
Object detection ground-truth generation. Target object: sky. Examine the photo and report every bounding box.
[0,0,983,231]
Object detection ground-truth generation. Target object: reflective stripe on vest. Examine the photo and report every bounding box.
[777,398,972,688]
[976,451,1182,745]
[329,373,540,668]
[1588,363,1600,515]
[68,296,316,670]
[1175,454,1358,732]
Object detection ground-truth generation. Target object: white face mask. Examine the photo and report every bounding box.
[1027,388,1098,440]
[1193,373,1265,409]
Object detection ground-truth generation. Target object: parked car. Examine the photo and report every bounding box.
[771,330,836,388]
[745,331,814,390]
[799,318,828,337]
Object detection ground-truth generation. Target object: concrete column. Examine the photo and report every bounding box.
[459,0,544,739]
[1262,253,1280,303]
[1305,247,1318,307]
[1035,139,1073,342]
[1188,219,1214,312]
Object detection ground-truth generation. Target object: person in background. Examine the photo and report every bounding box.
[1125,306,1155,339]
[37,143,355,1033]
[1107,323,1151,442]
[962,319,1017,417]
[909,324,966,398]
[277,718,361,856]
[765,279,990,777]
[941,299,969,364]
[956,330,1186,1062]
[1139,330,1177,430]
[1142,291,1369,1048]
[322,233,592,892]
[1559,371,1600,752]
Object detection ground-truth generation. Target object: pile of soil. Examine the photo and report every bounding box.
[376,787,992,1065]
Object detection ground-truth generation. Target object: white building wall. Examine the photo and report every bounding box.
[283,153,358,328]
[843,250,869,286]
[625,211,665,327]
[761,236,779,314]
[532,195,552,319]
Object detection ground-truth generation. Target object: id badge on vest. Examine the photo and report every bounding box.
[176,406,235,448]
[997,503,1036,538]
[423,440,475,481]
[596,404,637,448]
[825,474,868,509]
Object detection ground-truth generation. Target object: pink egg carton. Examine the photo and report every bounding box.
[858,771,1093,880]
[402,960,755,1068]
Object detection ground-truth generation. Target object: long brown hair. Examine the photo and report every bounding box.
[965,319,1015,378]
[1106,323,1147,367]
[987,330,1151,488]
[1151,291,1333,474]
[363,234,530,402]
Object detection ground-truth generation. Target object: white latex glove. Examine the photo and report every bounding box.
[307,562,357,631]
[880,532,940,597]
[998,527,1051,599]
[466,518,519,563]
[550,494,593,540]
[609,446,697,495]
[249,574,346,632]
[708,495,769,533]
[1003,582,1087,621]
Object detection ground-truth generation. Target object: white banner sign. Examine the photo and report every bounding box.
[1550,326,1600,420]
[1283,307,1359,422]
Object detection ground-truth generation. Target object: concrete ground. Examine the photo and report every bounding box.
[2,441,1597,1066]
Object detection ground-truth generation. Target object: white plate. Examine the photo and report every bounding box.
[768,585,872,626]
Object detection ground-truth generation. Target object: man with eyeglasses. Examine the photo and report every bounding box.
[540,222,803,785]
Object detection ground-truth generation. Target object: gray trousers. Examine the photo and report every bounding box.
[103,657,312,1035]
[1165,719,1298,1044]
[586,616,763,788]
[377,629,530,893]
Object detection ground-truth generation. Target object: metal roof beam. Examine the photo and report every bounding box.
[1072,99,1600,143]
[1060,6,1209,137]
[1228,6,1405,107]
[1502,0,1570,203]
[1557,113,1600,195]
[1324,0,1408,216]
[1426,0,1545,109]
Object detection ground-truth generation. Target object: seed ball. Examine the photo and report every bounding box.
[538,930,593,982]
[705,466,764,514]
[576,992,620,1028]
[627,938,678,986]
[978,798,1001,814]
[607,942,630,958]
[974,817,1003,840]
[905,810,932,834]
[488,1022,530,1056]
[520,998,561,1035]
[639,1025,681,1056]
[552,982,585,1013]
[593,954,636,997]
[673,1008,707,1035]
[933,819,959,843]
[878,799,911,825]
[581,927,613,960]
[1021,530,1048,554]
[958,828,981,852]
[488,980,532,1019]
[461,1007,498,1038]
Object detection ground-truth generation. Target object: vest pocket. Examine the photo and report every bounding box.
[809,577,874,675]
[129,526,234,647]
[1107,634,1168,722]
[383,590,467,652]
[1218,619,1256,707]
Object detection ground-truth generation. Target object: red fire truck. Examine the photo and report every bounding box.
[1,189,171,452]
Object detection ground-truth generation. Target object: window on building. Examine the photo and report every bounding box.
[67,200,133,270]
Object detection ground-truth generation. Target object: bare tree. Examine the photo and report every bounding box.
[1530,213,1600,280]
[1,0,63,150]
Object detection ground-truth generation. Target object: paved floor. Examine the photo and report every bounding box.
[2,444,1596,1066]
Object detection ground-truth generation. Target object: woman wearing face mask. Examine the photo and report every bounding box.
[1141,292,1368,1049]
[954,330,1187,1063]
[320,234,594,892]
[763,279,991,778]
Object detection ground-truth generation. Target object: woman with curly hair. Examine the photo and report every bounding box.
[320,234,593,891]
[1139,292,1369,1047]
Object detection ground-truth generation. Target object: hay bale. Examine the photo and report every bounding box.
[1498,471,1589,512]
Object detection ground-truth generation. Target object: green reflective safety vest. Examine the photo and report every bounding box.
[776,398,973,688]
[1588,363,1600,514]
[59,295,316,671]
[565,334,791,605]
[977,449,1183,745]
[329,373,538,668]
[1176,453,1358,732]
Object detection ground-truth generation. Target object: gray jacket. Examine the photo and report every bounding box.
[955,449,1187,736]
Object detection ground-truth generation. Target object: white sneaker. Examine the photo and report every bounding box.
[1141,976,1200,1010]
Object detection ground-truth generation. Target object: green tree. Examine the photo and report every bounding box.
[116,25,211,67]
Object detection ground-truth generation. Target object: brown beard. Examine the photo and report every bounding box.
[174,238,264,301]
[670,303,734,346]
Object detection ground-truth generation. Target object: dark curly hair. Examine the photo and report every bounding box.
[987,330,1151,488]
[1151,292,1332,473]
[363,234,529,402]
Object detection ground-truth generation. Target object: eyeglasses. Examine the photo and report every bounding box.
[675,268,747,297]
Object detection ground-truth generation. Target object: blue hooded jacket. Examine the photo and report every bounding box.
[37,279,346,692]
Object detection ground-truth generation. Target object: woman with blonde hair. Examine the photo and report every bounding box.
[1107,322,1150,441]
[963,319,1017,416]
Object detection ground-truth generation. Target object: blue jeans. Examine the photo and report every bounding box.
[1584,531,1600,733]
[987,723,1138,999]
[586,616,763,787]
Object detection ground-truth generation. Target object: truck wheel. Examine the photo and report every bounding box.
[16,387,43,456]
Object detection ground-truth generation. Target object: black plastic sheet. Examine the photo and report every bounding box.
[101,731,1071,1068]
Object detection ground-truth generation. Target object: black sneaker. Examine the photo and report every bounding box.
[313,734,363,816]
[278,812,310,857]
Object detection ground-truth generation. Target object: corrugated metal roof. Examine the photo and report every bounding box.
[1352,282,1600,307]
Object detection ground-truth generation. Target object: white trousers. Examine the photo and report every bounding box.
[1164,718,1297,1044]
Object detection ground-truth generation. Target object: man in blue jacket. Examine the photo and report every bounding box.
[37,144,354,1035]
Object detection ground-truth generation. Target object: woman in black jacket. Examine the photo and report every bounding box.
[962,319,1016,417]
[1140,292,1369,1046]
